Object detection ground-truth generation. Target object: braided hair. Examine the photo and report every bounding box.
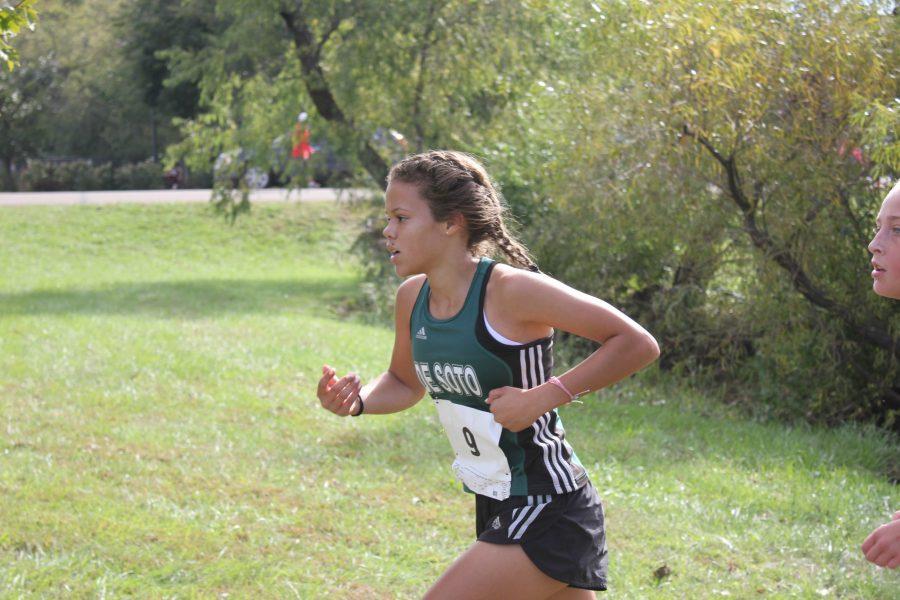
[387,150,538,271]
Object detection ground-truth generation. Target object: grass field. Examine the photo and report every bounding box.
[1,201,898,598]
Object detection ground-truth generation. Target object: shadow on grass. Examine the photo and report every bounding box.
[0,277,359,319]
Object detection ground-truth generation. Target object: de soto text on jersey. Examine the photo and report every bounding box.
[414,361,483,397]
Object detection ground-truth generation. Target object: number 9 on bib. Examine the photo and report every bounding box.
[434,399,512,500]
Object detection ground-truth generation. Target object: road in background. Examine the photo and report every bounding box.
[0,188,375,207]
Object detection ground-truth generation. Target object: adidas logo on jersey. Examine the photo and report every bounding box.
[490,516,501,530]
[416,327,427,340]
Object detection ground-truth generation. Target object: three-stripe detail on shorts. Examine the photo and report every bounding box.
[519,342,578,494]
[508,495,552,540]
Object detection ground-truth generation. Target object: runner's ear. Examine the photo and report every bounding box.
[444,212,467,236]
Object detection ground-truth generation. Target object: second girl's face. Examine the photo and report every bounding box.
[383,180,448,277]
[868,184,900,300]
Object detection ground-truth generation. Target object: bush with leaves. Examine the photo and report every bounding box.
[18,159,166,191]
[534,0,900,426]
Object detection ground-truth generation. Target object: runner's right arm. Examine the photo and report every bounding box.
[317,276,426,416]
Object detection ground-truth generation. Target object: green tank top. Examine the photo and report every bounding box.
[410,257,587,499]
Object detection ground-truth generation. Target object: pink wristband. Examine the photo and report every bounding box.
[548,376,578,402]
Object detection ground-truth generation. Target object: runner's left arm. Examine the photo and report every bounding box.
[486,269,659,431]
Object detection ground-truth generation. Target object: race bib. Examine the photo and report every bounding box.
[434,399,512,500]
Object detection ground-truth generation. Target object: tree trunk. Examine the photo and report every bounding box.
[1,156,16,191]
[410,4,440,154]
[279,8,390,190]
[151,107,158,163]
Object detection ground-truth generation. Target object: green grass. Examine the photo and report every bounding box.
[1,201,897,598]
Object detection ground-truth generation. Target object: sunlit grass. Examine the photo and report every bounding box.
[1,202,897,598]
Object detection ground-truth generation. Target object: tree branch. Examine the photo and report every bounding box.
[315,15,343,61]
[683,124,728,168]
[838,186,870,245]
[682,124,899,359]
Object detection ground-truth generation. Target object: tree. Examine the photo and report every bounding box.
[167,0,563,217]
[0,0,38,70]
[0,52,59,189]
[553,0,899,424]
[115,0,215,161]
[3,0,211,182]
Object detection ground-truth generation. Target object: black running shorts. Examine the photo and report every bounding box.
[475,482,608,591]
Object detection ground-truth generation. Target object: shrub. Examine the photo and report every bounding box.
[115,160,165,190]
[20,159,95,191]
[19,159,167,191]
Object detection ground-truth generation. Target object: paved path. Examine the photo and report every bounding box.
[0,188,375,207]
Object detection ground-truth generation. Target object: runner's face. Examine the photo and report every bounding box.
[383,181,447,277]
[868,185,900,299]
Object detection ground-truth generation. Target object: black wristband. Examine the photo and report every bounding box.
[351,394,364,417]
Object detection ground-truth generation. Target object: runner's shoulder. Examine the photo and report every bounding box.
[396,274,427,315]
[488,263,552,303]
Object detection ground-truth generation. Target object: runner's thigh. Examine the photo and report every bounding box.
[546,587,596,600]
[424,540,570,600]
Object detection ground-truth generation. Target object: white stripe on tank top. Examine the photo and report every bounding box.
[486,312,577,494]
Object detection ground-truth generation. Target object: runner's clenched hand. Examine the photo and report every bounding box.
[317,364,362,417]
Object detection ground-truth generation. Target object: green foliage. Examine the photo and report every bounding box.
[19,159,100,191]
[12,1,156,162]
[518,0,900,426]
[114,0,211,118]
[18,159,166,191]
[851,97,900,179]
[115,160,170,189]
[0,47,60,190]
[0,0,37,70]
[165,0,565,216]
[2,0,208,173]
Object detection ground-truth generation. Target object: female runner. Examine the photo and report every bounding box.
[861,181,900,570]
[317,150,660,598]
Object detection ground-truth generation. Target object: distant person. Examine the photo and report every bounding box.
[164,164,185,189]
[861,180,900,569]
[316,150,660,598]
